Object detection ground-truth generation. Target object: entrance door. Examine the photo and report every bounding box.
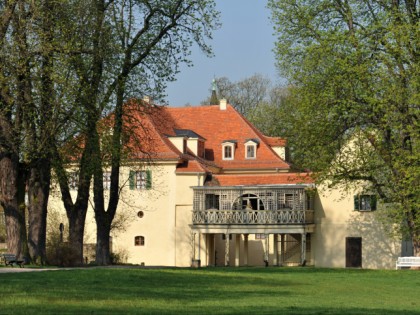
[346,237,362,268]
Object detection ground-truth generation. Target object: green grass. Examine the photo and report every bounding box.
[0,267,419,314]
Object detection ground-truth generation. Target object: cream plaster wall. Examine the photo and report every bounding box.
[271,146,286,160]
[48,162,180,266]
[112,163,179,266]
[48,164,400,269]
[174,173,205,267]
[313,185,400,269]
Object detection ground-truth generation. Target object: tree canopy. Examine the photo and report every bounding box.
[0,0,220,265]
[268,0,419,253]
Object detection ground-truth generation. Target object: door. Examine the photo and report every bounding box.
[346,237,362,268]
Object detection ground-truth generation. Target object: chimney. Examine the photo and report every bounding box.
[143,96,152,104]
[220,98,227,110]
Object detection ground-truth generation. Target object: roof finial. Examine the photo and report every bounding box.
[210,78,219,105]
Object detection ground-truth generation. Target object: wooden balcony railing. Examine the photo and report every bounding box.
[192,209,314,225]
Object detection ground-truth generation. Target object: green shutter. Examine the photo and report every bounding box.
[370,195,377,211]
[129,170,135,190]
[354,195,360,210]
[146,170,152,190]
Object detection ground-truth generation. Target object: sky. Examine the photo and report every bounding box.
[165,0,282,107]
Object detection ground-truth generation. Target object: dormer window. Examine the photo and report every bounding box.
[246,145,255,159]
[222,141,236,160]
[245,139,259,159]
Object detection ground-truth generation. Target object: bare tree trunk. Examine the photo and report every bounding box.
[68,210,86,266]
[413,237,420,257]
[27,158,51,264]
[95,214,111,265]
[0,154,28,261]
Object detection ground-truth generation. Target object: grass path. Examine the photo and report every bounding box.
[0,267,419,314]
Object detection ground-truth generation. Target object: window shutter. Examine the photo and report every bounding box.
[129,170,135,190]
[370,195,377,211]
[354,195,360,210]
[146,170,152,190]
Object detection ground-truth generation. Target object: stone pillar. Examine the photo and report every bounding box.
[264,234,269,266]
[280,234,285,266]
[301,233,307,266]
[235,234,241,267]
[225,233,230,266]
[243,234,249,266]
[273,234,279,266]
[198,233,201,261]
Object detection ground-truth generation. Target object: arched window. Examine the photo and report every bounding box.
[232,194,265,211]
[222,141,236,160]
[134,236,145,246]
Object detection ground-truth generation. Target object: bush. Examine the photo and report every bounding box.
[46,239,81,267]
[110,247,129,265]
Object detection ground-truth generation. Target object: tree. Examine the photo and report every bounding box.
[204,74,271,115]
[268,1,419,254]
[202,75,291,137]
[0,0,27,261]
[51,0,220,265]
[0,0,77,263]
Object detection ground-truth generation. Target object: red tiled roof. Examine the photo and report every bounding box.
[214,173,313,186]
[176,160,208,173]
[124,101,290,173]
[152,104,290,170]
[264,136,287,147]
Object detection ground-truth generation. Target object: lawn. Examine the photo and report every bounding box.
[0,267,419,314]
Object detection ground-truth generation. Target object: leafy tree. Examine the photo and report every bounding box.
[268,0,419,254]
[0,0,80,263]
[0,0,27,261]
[51,0,220,265]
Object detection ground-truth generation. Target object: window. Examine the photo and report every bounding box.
[223,145,233,159]
[244,139,259,159]
[129,170,152,190]
[134,236,145,246]
[69,172,79,190]
[285,194,294,208]
[354,195,377,211]
[232,194,265,211]
[246,144,256,159]
[255,234,267,239]
[222,141,236,160]
[205,194,220,210]
[103,172,111,190]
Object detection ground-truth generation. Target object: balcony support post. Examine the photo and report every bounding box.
[273,234,279,266]
[244,234,249,266]
[225,233,230,267]
[280,234,285,266]
[301,232,307,266]
[235,234,240,267]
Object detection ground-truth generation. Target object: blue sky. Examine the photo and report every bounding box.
[165,0,282,107]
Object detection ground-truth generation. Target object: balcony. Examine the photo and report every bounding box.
[192,186,315,227]
[192,209,314,225]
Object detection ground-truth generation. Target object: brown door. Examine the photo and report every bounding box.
[346,237,362,268]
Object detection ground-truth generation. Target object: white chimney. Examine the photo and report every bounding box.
[220,98,227,110]
[143,96,152,104]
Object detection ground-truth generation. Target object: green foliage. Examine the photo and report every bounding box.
[268,0,419,250]
[0,268,419,314]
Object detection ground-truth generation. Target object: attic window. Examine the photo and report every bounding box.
[246,144,256,159]
[222,141,236,160]
[245,139,259,159]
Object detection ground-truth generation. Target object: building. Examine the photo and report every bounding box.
[48,98,401,269]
